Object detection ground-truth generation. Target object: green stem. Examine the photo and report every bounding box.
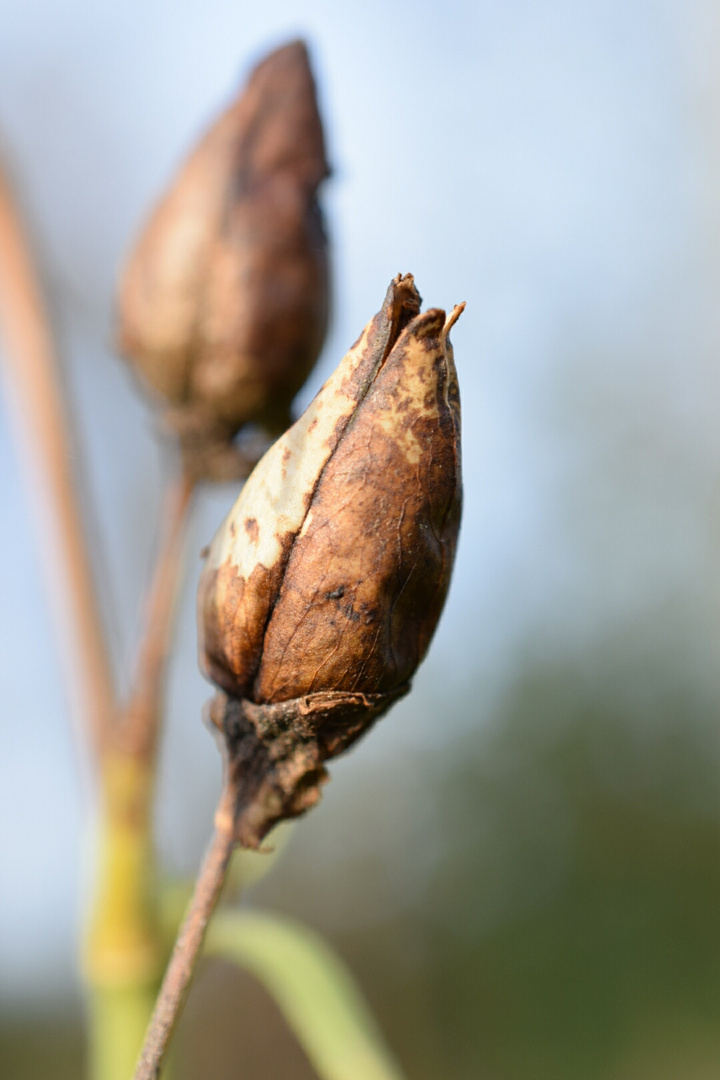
[89,984,161,1080]
[85,472,195,1079]
[84,755,165,1080]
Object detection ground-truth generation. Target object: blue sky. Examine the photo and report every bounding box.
[1,0,719,1006]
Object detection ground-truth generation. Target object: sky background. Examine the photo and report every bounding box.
[1,2,720,1077]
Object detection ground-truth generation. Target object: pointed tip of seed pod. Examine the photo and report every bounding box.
[248,38,311,77]
[268,38,310,63]
[405,307,446,341]
[268,37,307,55]
[383,274,422,345]
[443,302,466,337]
[249,38,316,105]
[390,271,420,307]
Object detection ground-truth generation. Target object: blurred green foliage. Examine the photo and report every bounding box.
[414,663,720,1079]
[0,1014,83,1080]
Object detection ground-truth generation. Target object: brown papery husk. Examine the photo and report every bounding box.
[198,273,422,700]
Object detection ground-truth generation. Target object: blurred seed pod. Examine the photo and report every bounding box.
[199,274,464,847]
[117,40,330,481]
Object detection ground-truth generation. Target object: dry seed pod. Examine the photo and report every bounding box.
[117,40,330,481]
[198,274,463,848]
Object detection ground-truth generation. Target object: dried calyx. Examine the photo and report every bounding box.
[117,40,330,481]
[199,274,463,848]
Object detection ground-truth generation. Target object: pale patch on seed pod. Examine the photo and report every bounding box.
[198,275,463,848]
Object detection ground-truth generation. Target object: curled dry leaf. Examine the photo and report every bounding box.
[117,40,330,480]
[199,274,464,847]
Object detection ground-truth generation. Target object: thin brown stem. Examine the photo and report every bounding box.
[117,468,196,761]
[133,805,236,1080]
[0,161,116,758]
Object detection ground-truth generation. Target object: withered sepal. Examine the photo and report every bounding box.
[208,685,409,849]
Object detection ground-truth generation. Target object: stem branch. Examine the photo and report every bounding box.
[0,161,116,758]
[117,468,195,760]
[133,805,236,1080]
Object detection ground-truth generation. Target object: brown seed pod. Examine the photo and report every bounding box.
[117,40,330,481]
[199,274,463,847]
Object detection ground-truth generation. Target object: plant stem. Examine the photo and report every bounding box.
[0,160,115,758]
[85,754,163,1080]
[0,154,207,1080]
[118,468,195,760]
[86,468,196,1078]
[88,973,162,1080]
[134,809,236,1080]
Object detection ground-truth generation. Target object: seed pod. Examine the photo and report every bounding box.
[117,40,330,481]
[199,274,463,847]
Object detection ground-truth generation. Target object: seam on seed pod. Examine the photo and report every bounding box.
[251,275,423,676]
